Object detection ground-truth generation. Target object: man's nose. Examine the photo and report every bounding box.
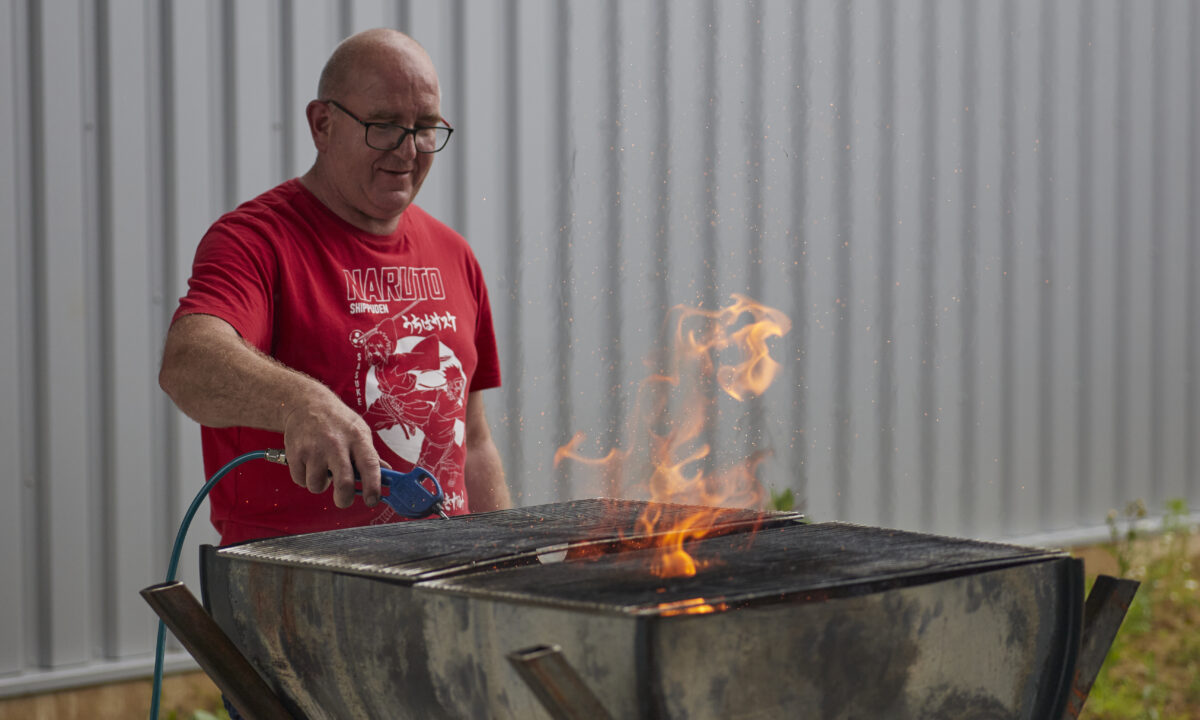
[391,132,419,159]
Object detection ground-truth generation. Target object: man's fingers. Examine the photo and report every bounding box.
[327,455,357,509]
[287,461,308,491]
[304,462,331,495]
[351,440,382,508]
[282,400,381,510]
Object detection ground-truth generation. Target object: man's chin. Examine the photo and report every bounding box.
[369,190,414,217]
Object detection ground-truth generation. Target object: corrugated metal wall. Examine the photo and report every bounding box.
[2,0,1197,697]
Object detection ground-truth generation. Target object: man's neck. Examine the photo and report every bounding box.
[299,169,401,236]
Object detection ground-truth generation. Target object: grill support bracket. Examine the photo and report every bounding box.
[508,644,615,720]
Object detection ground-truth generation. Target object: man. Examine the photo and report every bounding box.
[159,28,510,546]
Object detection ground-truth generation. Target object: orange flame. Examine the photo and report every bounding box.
[655,597,729,617]
[556,294,792,578]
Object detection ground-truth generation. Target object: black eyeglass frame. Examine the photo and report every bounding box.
[322,99,454,153]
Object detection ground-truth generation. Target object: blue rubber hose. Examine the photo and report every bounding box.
[149,450,268,720]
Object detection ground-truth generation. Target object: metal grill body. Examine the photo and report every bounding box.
[202,500,1081,719]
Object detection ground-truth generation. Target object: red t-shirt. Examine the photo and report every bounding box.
[173,179,501,544]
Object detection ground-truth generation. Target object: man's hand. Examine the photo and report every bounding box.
[159,313,382,507]
[282,395,382,508]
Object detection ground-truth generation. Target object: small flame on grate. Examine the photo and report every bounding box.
[555,294,791,578]
[654,596,730,617]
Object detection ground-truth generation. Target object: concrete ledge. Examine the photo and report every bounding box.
[0,667,221,720]
[0,652,198,699]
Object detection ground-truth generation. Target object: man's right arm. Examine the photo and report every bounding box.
[158,312,382,508]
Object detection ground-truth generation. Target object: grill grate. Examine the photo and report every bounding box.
[216,499,801,582]
[423,521,1065,615]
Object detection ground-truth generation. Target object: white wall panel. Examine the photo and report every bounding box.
[285,0,336,178]
[0,0,28,678]
[508,0,557,506]
[3,0,1199,697]
[229,0,280,205]
[101,0,157,659]
[162,0,220,608]
[34,0,94,668]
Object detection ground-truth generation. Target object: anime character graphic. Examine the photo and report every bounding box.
[352,314,468,519]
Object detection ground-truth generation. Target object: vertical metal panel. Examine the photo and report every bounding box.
[741,0,766,469]
[286,0,338,179]
[1148,0,1168,514]
[1112,1,1135,511]
[457,0,511,503]
[970,0,1006,541]
[830,0,853,521]
[753,0,796,509]
[0,0,27,678]
[163,0,220,600]
[99,0,157,659]
[229,0,282,204]
[564,0,616,495]
[845,3,882,528]
[795,0,836,526]
[31,0,94,667]
[1074,0,1096,528]
[1090,0,1122,526]
[696,0,719,474]
[551,0,575,502]
[787,0,810,513]
[1035,0,1058,533]
[404,1,456,236]
[601,0,623,463]
[1047,0,1081,533]
[956,0,979,536]
[887,0,927,531]
[506,0,555,507]
[1012,0,1046,539]
[916,0,940,532]
[996,0,1018,537]
[874,0,897,528]
[1188,1,1200,508]
[498,0,524,501]
[1120,5,1156,519]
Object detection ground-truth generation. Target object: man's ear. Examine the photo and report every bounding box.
[306,100,332,152]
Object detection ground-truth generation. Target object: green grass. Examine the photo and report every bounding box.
[1082,499,1200,720]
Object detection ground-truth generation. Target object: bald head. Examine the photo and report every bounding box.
[301,28,444,234]
[318,29,436,101]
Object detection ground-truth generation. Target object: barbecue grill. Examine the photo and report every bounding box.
[145,499,1135,719]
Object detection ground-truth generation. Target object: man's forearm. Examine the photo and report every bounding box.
[159,313,326,431]
[158,312,384,507]
[465,438,511,512]
[463,390,511,512]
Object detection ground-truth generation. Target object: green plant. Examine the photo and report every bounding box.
[769,487,795,512]
[1085,499,1199,720]
[1105,498,1149,578]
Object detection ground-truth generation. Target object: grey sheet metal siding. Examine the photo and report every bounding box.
[0,0,1196,696]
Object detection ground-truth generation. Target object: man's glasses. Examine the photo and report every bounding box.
[323,99,454,153]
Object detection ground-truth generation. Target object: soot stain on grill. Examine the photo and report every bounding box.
[965,571,1006,614]
[390,584,447,719]
[917,597,945,635]
[812,592,921,719]
[1005,600,1031,651]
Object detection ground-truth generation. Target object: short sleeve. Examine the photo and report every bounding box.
[469,265,502,392]
[172,220,278,351]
